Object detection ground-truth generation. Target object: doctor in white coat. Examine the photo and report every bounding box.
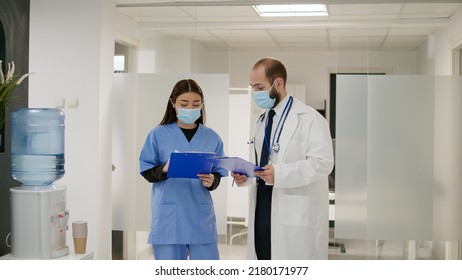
[232,57,334,260]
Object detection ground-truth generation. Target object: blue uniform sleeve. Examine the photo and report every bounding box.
[139,129,160,174]
[212,135,228,177]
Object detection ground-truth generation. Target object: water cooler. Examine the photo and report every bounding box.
[9,108,69,259]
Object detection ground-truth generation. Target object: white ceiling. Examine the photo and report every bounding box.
[113,0,462,51]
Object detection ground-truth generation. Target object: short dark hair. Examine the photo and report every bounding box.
[252,57,287,86]
[160,79,206,125]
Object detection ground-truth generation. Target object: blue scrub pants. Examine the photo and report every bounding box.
[153,243,219,260]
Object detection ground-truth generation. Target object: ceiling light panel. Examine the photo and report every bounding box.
[253,4,328,17]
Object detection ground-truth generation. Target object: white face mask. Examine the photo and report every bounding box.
[176,108,201,124]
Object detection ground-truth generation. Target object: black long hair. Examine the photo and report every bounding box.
[160,79,206,125]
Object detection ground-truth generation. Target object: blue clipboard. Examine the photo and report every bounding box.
[212,157,263,177]
[167,152,216,178]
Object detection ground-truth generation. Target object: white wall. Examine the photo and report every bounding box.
[434,8,462,76]
[435,10,462,75]
[138,30,193,73]
[417,8,462,76]
[29,0,115,259]
[137,31,418,111]
[225,51,416,110]
[115,12,138,47]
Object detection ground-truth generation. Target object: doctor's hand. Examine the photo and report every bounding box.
[198,173,215,188]
[231,172,248,187]
[254,165,274,185]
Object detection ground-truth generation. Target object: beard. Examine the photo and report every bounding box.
[269,87,280,106]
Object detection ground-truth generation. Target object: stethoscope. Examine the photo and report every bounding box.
[248,96,293,164]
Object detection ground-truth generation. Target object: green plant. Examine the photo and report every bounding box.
[0,60,30,128]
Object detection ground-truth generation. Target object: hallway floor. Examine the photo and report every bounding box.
[135,224,436,260]
[218,224,435,260]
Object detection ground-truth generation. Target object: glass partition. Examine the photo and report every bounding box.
[336,75,462,258]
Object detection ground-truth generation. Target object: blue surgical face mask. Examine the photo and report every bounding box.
[252,83,276,109]
[176,108,201,124]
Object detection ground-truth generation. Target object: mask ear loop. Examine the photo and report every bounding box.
[268,79,279,100]
[275,78,280,94]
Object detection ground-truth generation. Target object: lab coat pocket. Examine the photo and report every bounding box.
[281,194,310,226]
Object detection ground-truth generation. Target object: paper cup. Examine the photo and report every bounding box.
[72,221,87,254]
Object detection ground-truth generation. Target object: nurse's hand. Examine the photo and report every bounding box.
[162,159,170,174]
[254,165,274,185]
[231,172,247,187]
[198,173,214,188]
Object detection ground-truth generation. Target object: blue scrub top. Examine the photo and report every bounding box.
[139,122,227,245]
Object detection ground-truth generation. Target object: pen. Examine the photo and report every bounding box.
[232,178,235,187]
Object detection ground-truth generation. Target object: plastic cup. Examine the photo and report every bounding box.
[72,221,87,254]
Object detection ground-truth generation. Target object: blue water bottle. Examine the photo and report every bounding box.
[11,108,65,187]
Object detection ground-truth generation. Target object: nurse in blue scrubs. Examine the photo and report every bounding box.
[139,79,227,260]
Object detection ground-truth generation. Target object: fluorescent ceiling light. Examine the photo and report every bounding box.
[253,4,328,17]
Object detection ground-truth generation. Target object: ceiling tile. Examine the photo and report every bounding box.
[279,42,330,50]
[330,41,383,49]
[330,36,384,44]
[399,13,453,19]
[381,41,423,50]
[388,27,436,36]
[329,14,398,20]
[116,6,190,17]
[268,29,327,37]
[402,3,462,14]
[227,42,281,51]
[200,41,230,51]
[276,36,327,43]
[158,29,212,38]
[385,35,428,43]
[216,36,275,43]
[209,29,269,37]
[132,17,194,23]
[329,28,388,37]
[181,6,258,17]
[328,4,402,16]
[196,16,263,23]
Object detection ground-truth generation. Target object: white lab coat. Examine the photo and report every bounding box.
[247,97,334,260]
